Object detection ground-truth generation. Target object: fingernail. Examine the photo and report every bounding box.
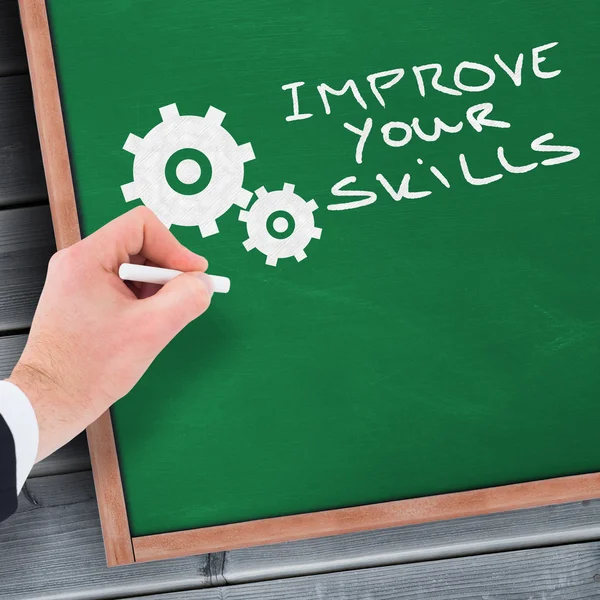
[194,272,214,296]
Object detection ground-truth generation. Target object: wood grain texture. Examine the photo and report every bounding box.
[0,0,28,76]
[0,332,26,377]
[133,473,600,563]
[0,74,46,206]
[6,473,600,600]
[118,542,600,600]
[0,471,212,600]
[224,499,600,583]
[88,410,135,566]
[19,0,79,248]
[0,204,54,331]
[30,434,91,477]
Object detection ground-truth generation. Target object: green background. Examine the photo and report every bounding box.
[48,0,600,537]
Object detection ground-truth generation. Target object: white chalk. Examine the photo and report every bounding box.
[119,263,230,294]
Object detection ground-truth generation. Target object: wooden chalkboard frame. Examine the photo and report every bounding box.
[19,0,600,568]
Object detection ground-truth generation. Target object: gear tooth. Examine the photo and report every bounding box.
[312,227,322,240]
[243,239,255,251]
[205,106,225,125]
[123,133,143,154]
[266,255,278,267]
[233,188,253,209]
[283,183,295,193]
[159,103,180,122]
[238,142,255,163]
[307,199,319,212]
[239,210,249,223]
[121,182,139,202]
[255,186,268,198]
[199,221,219,237]
[294,250,307,262]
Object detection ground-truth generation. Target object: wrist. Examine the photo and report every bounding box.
[9,361,84,461]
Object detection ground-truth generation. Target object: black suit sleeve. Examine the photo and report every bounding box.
[0,413,17,522]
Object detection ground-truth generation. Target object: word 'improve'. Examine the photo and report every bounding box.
[282,42,561,119]
[279,42,581,212]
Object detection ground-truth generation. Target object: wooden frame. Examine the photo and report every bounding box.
[19,0,600,568]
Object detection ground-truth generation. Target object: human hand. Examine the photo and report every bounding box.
[9,206,211,461]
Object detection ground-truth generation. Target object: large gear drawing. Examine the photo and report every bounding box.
[239,184,322,266]
[121,103,255,237]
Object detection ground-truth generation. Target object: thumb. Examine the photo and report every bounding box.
[142,272,212,336]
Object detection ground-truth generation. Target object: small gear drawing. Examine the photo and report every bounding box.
[239,184,322,266]
[121,103,255,237]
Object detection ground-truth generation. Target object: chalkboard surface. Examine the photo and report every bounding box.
[48,0,600,537]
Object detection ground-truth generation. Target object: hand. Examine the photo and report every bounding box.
[9,206,211,461]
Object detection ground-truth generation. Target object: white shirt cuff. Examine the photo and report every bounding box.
[0,380,39,492]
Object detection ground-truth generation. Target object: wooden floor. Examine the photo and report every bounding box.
[2,1,600,597]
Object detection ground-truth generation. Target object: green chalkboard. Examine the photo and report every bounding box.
[48,0,600,537]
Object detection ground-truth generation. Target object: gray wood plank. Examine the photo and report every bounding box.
[120,542,600,600]
[30,434,91,478]
[0,331,26,377]
[3,319,600,583]
[0,74,46,206]
[224,499,600,583]
[0,204,55,331]
[0,471,212,600]
[0,0,27,76]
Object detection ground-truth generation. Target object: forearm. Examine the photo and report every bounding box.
[0,206,211,523]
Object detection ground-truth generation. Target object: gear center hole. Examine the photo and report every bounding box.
[176,159,201,185]
[267,210,296,240]
[165,148,212,196]
[273,216,289,234]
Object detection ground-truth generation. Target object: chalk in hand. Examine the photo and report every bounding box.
[119,263,230,294]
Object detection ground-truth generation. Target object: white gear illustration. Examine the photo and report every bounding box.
[121,103,255,237]
[239,184,322,266]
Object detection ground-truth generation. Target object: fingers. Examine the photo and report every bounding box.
[133,258,162,299]
[85,206,208,274]
[141,272,212,339]
[137,282,162,299]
